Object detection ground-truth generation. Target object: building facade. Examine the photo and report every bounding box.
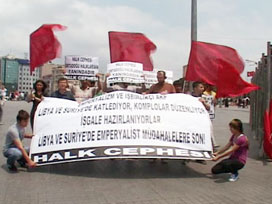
[17,59,41,94]
[0,55,19,93]
[0,56,41,94]
[41,63,65,94]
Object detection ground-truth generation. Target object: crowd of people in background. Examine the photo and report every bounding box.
[1,71,249,182]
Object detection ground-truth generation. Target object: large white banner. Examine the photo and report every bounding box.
[30,92,213,166]
[107,62,144,84]
[65,55,99,80]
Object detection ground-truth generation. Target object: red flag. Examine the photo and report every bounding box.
[263,99,272,159]
[247,71,255,77]
[185,41,259,98]
[264,109,272,159]
[216,65,259,98]
[30,24,67,73]
[109,31,156,71]
[269,100,272,128]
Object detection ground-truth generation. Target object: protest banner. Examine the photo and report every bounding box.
[107,62,144,84]
[65,55,99,80]
[202,94,215,120]
[30,92,213,166]
[143,69,173,88]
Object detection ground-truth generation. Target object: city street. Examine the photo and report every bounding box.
[0,101,271,204]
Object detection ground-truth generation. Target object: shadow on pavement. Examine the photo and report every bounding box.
[206,173,231,183]
[31,159,211,179]
[1,164,29,174]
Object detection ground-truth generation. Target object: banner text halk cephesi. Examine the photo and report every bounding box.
[32,146,212,165]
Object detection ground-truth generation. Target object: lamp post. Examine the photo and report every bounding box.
[185,0,197,93]
[191,0,197,41]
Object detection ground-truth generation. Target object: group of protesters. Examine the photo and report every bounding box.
[2,70,249,182]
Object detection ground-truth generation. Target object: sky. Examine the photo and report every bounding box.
[1,0,272,81]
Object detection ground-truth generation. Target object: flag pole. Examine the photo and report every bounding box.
[191,0,197,41]
[184,0,197,93]
[267,41,271,110]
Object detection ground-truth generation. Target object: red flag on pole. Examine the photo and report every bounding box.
[109,31,156,71]
[30,24,67,74]
[264,111,272,159]
[263,100,272,159]
[185,41,259,98]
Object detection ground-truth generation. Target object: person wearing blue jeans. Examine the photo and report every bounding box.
[3,110,36,172]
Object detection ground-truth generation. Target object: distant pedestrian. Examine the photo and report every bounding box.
[0,82,5,125]
[224,98,229,107]
[0,97,3,125]
[27,79,48,130]
[3,110,36,172]
[211,119,249,182]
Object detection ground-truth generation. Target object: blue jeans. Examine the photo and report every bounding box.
[3,147,29,167]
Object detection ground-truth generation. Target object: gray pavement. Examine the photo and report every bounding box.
[0,101,271,204]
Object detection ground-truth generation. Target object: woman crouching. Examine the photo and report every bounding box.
[211,119,249,182]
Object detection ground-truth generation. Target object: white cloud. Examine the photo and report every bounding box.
[1,0,272,81]
[0,0,187,79]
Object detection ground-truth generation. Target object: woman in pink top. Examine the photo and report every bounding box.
[211,119,249,182]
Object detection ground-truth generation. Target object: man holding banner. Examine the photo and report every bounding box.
[30,91,213,166]
[69,73,103,103]
[51,78,75,101]
[146,71,176,94]
[3,110,36,172]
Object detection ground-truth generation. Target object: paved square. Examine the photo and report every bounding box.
[0,101,271,204]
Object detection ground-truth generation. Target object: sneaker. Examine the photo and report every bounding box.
[18,162,27,168]
[7,165,18,172]
[229,173,239,182]
[17,159,27,168]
